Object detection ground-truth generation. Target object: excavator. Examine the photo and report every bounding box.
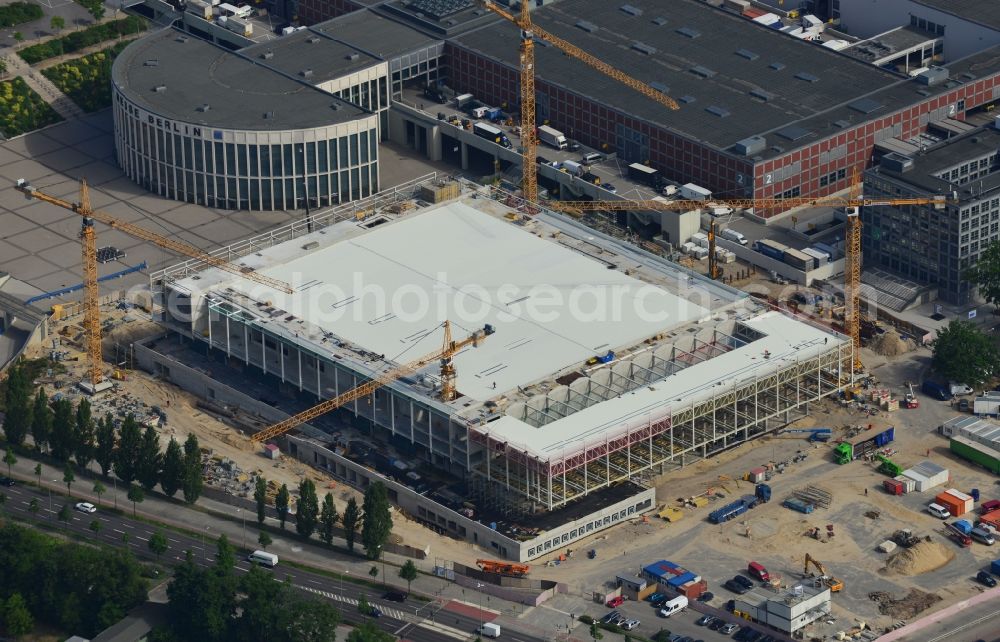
[804,553,844,592]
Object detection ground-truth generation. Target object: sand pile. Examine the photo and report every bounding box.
[883,540,954,575]
[868,589,942,619]
[869,329,917,356]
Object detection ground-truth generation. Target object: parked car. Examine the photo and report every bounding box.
[600,610,621,624]
[606,595,625,608]
[708,619,726,631]
[535,156,550,165]
[646,592,666,603]
[0,477,16,487]
[976,570,997,587]
[720,623,740,635]
[600,183,617,193]
[732,575,754,589]
[622,619,640,630]
[567,141,581,152]
[696,615,716,626]
[362,604,382,618]
[697,591,714,602]
[74,502,97,514]
[959,398,971,412]
[723,579,750,594]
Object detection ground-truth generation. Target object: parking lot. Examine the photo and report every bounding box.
[596,595,786,642]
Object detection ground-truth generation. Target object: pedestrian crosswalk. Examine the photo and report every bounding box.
[299,586,408,620]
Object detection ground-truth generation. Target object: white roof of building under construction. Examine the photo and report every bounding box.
[480,311,844,458]
[174,200,710,402]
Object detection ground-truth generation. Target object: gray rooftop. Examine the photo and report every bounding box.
[452,0,910,155]
[843,26,940,63]
[870,124,1000,196]
[112,27,368,129]
[241,27,382,84]
[914,0,1000,31]
[315,8,443,59]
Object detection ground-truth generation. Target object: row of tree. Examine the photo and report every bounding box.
[2,364,205,504]
[152,534,343,642]
[931,319,999,387]
[254,476,395,562]
[0,521,148,637]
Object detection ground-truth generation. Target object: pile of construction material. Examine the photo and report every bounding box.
[869,328,915,357]
[202,453,256,498]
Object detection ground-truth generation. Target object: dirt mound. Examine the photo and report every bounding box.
[869,329,916,357]
[868,588,942,619]
[883,540,954,575]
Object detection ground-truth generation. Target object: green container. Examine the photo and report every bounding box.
[950,438,1000,474]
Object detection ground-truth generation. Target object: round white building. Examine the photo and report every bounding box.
[111,28,380,211]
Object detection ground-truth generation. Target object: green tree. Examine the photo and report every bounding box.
[215,533,235,570]
[13,31,24,45]
[2,365,32,447]
[149,529,168,563]
[30,389,52,453]
[931,319,999,386]
[28,498,39,521]
[49,398,75,461]
[257,531,272,550]
[93,480,106,506]
[254,475,267,525]
[398,559,417,594]
[342,496,360,553]
[182,433,203,504]
[33,463,40,487]
[127,483,144,517]
[137,425,161,492]
[74,397,95,470]
[319,492,339,546]
[58,503,71,526]
[295,478,319,539]
[281,592,341,642]
[4,592,34,638]
[357,594,371,618]
[590,622,604,640]
[63,462,75,497]
[964,240,1000,309]
[4,447,15,478]
[275,484,290,530]
[230,563,283,640]
[49,15,64,55]
[0,492,6,515]
[94,413,116,476]
[166,551,234,642]
[368,564,378,582]
[159,437,183,498]
[113,415,142,484]
[346,621,394,642]
[361,482,392,560]
[90,518,102,534]
[0,58,6,81]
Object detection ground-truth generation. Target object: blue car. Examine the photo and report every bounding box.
[647,592,666,603]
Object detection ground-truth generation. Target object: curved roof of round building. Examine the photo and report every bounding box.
[112,27,370,131]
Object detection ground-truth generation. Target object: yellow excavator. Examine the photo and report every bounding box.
[805,553,844,592]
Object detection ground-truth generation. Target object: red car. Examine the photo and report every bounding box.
[606,596,625,608]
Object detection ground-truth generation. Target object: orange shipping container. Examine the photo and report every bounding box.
[980,509,1000,528]
[934,492,967,517]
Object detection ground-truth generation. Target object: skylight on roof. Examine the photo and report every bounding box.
[676,27,701,39]
[735,48,759,60]
[795,72,820,82]
[652,16,667,26]
[680,95,696,104]
[848,98,883,114]
[706,105,731,118]
[689,65,716,79]
[769,62,786,71]
[776,125,813,141]
[650,81,669,93]
[576,20,598,33]
[632,42,657,55]
[620,4,642,16]
[750,89,774,102]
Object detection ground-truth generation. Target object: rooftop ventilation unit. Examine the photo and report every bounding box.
[345,52,359,60]
[576,20,598,33]
[706,105,730,118]
[833,119,851,128]
[680,95,696,104]
[331,104,341,111]
[144,59,159,67]
[689,65,716,79]
[771,145,784,153]
[260,50,274,59]
[621,4,642,16]
[676,26,701,39]
[880,152,914,173]
[750,89,774,102]
[769,62,786,71]
[776,125,812,141]
[300,69,314,77]
[734,136,766,156]
[650,81,669,93]
[307,36,321,43]
[848,98,882,114]
[735,48,759,60]
[263,111,275,119]
[197,103,210,112]
[916,65,949,86]
[153,85,167,93]
[652,16,667,26]
[175,35,189,43]
[632,42,656,55]
[795,71,820,82]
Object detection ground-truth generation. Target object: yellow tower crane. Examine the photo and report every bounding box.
[15,178,294,390]
[250,321,495,443]
[479,1,679,204]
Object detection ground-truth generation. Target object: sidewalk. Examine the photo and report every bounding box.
[3,51,84,119]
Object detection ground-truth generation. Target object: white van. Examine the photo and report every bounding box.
[658,595,688,618]
[927,503,950,519]
[720,228,748,245]
[479,622,501,638]
[248,550,279,567]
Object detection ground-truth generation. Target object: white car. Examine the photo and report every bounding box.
[622,619,640,630]
[75,502,97,514]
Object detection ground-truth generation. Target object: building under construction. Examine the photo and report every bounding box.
[148,179,852,560]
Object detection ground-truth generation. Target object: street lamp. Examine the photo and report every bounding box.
[237,508,246,549]
[112,476,117,509]
[47,478,58,511]
[476,582,484,633]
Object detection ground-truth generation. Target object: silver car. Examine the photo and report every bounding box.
[622,619,640,630]
[721,623,740,634]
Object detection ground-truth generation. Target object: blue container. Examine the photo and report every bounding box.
[971,488,981,502]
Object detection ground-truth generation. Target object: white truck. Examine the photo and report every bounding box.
[478,622,501,638]
[680,183,712,201]
[537,125,567,150]
[224,15,253,36]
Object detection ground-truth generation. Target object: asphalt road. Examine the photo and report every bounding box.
[897,598,1000,642]
[0,480,546,642]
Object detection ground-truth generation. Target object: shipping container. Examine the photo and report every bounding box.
[754,239,787,261]
[973,391,1000,416]
[628,162,661,187]
[952,436,1000,474]
[680,183,712,201]
[783,248,815,271]
[935,489,973,517]
[894,475,916,493]
[981,509,1000,529]
[709,499,751,523]
[883,479,903,495]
